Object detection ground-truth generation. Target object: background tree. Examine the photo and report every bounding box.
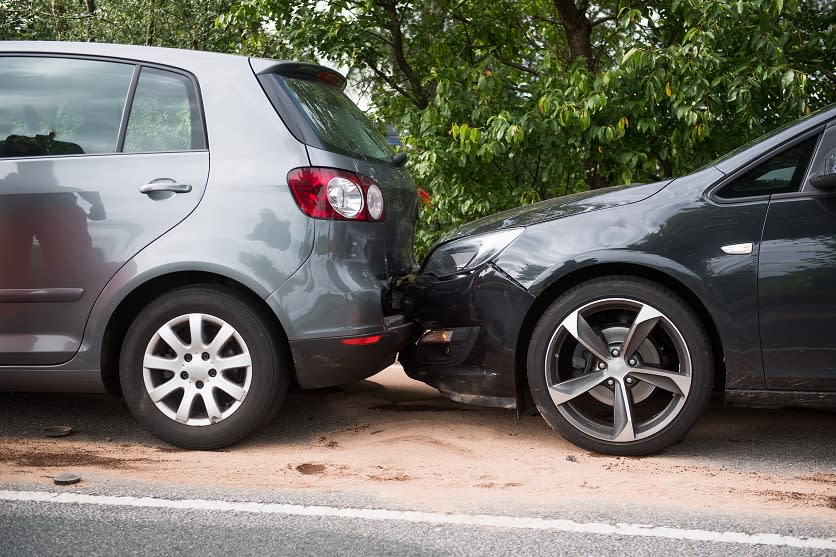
[3,0,834,256]
[0,0,245,50]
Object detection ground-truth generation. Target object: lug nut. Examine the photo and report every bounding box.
[208,369,217,377]
[626,377,634,384]
[180,371,189,380]
[628,358,637,366]
[184,354,192,362]
[607,379,615,386]
[597,362,607,370]
[202,352,210,361]
[611,349,620,357]
[196,380,204,389]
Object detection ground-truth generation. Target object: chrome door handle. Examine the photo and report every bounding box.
[139,181,192,194]
[721,242,753,255]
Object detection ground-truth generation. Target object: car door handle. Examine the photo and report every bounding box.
[721,242,753,255]
[139,180,192,194]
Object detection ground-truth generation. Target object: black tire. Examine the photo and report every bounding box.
[527,276,712,455]
[120,285,288,449]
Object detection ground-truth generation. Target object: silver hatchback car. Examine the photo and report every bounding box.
[0,42,418,448]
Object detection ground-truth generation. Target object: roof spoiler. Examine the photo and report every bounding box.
[250,59,347,90]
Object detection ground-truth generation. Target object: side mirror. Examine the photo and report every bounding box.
[810,173,836,190]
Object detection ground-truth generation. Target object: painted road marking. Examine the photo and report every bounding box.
[1,489,833,550]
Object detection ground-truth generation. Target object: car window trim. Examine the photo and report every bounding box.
[0,52,208,158]
[769,189,836,201]
[706,126,824,205]
[116,64,141,152]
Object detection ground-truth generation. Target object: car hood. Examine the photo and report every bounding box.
[439,180,671,242]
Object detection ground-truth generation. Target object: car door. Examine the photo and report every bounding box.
[758,124,836,391]
[0,55,209,365]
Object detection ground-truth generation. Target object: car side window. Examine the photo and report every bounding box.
[715,135,819,199]
[0,56,133,158]
[123,67,205,153]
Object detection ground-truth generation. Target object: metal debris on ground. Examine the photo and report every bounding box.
[43,426,73,438]
[53,473,81,486]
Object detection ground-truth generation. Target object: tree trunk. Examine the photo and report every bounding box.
[84,0,96,42]
[553,0,594,71]
[554,1,609,188]
[52,0,67,40]
[145,0,155,46]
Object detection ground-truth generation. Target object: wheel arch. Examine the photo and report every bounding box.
[514,262,726,413]
[100,271,294,396]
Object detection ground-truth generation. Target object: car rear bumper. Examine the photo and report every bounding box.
[290,316,418,389]
[400,264,535,408]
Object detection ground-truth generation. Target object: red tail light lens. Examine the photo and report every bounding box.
[287,167,386,221]
[340,335,383,345]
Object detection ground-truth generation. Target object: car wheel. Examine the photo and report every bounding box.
[120,285,288,449]
[527,276,712,455]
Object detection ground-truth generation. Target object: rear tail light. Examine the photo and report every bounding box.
[287,167,386,221]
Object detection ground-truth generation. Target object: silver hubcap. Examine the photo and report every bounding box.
[545,298,692,443]
[142,313,252,426]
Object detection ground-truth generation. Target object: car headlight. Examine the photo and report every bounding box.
[423,228,524,278]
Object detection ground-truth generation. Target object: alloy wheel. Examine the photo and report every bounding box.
[142,312,252,426]
[544,298,692,443]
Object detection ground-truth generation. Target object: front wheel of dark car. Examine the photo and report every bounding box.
[527,276,713,456]
[120,285,288,449]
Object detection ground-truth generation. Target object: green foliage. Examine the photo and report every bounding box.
[217,0,835,257]
[0,0,247,51]
[4,0,834,258]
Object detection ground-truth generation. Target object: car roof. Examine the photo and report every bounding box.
[0,40,250,67]
[0,41,344,85]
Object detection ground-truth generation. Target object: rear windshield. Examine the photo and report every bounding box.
[278,76,394,163]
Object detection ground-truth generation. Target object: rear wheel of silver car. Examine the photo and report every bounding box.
[527,276,712,456]
[120,286,288,449]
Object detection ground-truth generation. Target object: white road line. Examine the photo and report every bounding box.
[1,489,833,550]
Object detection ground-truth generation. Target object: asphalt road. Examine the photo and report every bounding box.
[1,366,834,556]
[1,488,835,556]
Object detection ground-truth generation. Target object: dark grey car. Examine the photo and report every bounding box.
[402,105,836,455]
[0,42,417,448]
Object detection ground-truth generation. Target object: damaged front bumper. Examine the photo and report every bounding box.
[400,264,535,408]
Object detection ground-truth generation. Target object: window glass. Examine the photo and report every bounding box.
[124,67,203,153]
[0,56,133,158]
[279,76,394,163]
[716,136,818,199]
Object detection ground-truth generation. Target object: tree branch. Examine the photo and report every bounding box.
[496,54,541,76]
[361,56,423,107]
[379,0,429,108]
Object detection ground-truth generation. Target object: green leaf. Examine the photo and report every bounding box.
[781,69,795,88]
[622,47,639,64]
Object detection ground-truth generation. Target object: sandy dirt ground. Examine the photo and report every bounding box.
[0,365,834,519]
